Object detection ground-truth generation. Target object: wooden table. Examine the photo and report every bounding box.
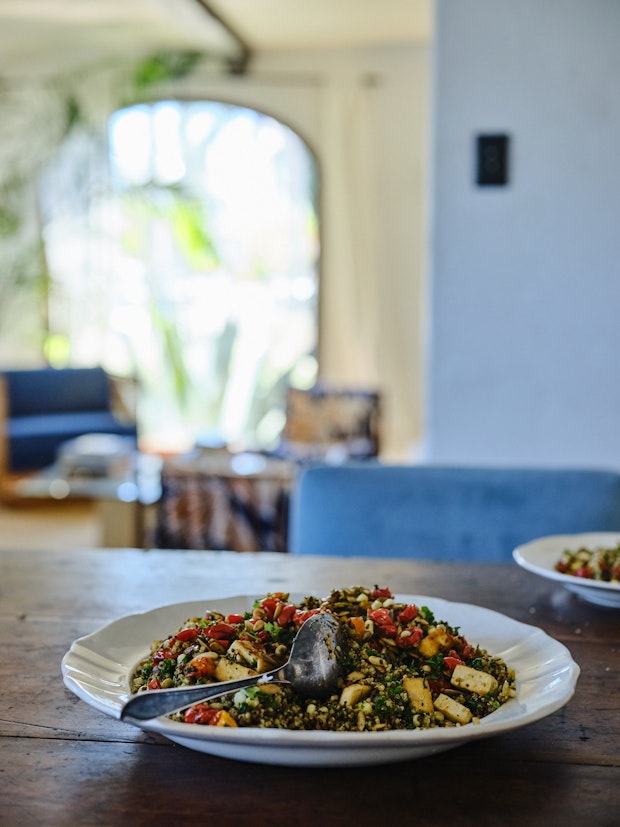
[1,549,618,826]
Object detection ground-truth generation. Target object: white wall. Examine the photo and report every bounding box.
[427,0,620,468]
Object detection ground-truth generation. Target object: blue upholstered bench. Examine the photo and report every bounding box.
[0,367,138,474]
[289,464,620,562]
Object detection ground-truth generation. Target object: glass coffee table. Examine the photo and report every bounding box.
[14,451,162,547]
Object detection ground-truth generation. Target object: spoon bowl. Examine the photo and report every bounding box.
[121,611,345,722]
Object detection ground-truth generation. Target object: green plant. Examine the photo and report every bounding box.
[0,50,204,357]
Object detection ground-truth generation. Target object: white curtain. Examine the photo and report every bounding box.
[318,72,422,460]
[146,53,427,460]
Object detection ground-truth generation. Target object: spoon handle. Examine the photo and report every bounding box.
[121,668,282,721]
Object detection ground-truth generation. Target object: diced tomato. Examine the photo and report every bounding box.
[574,566,593,579]
[428,678,450,694]
[184,703,220,725]
[461,642,475,660]
[370,587,393,599]
[226,613,245,624]
[293,608,322,626]
[260,598,279,619]
[175,628,200,642]
[152,647,175,663]
[276,604,297,627]
[260,597,298,627]
[147,678,161,690]
[203,623,236,641]
[398,604,419,623]
[183,704,238,727]
[396,626,423,647]
[368,608,397,637]
[443,649,465,671]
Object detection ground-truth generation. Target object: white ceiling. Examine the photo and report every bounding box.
[213,0,432,51]
[0,0,432,80]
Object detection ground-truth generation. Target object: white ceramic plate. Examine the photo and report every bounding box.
[62,593,579,767]
[513,532,620,608]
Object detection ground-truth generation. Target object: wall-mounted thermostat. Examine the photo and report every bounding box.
[476,133,510,186]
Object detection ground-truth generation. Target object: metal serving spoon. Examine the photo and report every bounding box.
[120,611,345,722]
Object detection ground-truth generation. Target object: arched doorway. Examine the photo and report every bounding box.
[42,100,320,452]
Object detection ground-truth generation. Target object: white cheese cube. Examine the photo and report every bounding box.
[339,683,371,707]
[215,659,258,682]
[450,664,498,696]
[403,676,434,713]
[433,693,472,724]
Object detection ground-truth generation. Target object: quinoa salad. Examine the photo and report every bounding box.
[555,543,620,583]
[130,586,516,732]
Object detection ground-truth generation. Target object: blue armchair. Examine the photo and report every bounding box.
[0,367,138,479]
[289,464,620,562]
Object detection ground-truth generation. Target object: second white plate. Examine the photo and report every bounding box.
[513,532,620,608]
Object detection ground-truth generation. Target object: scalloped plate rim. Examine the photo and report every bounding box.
[513,532,620,607]
[62,593,580,766]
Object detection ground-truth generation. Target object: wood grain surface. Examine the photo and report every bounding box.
[1,548,618,826]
